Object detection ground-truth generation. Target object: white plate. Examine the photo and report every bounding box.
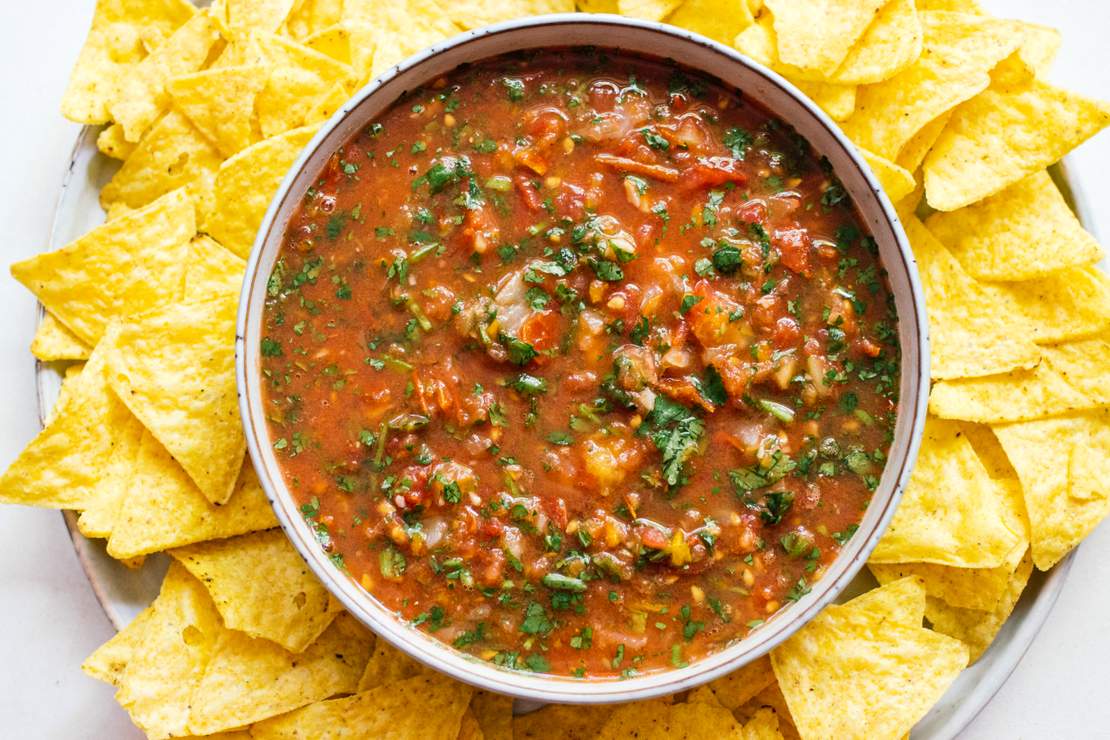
[38,123,1084,737]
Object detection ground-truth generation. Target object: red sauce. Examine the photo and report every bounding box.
[261,49,900,677]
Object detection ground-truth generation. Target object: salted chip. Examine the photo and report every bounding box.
[111,563,223,740]
[99,110,223,224]
[860,148,915,203]
[795,79,857,122]
[184,236,247,302]
[513,703,616,739]
[844,576,926,625]
[871,417,1023,568]
[917,0,982,10]
[284,0,344,40]
[60,0,196,123]
[82,606,156,687]
[342,0,462,82]
[579,0,619,11]
[97,123,137,161]
[356,637,431,691]
[895,110,951,172]
[252,33,354,138]
[842,13,1019,161]
[996,267,1110,345]
[172,529,342,653]
[207,126,317,258]
[76,412,146,539]
[701,655,775,710]
[995,409,1110,569]
[770,588,969,739]
[824,0,921,85]
[930,336,1110,424]
[617,0,683,21]
[925,61,1110,211]
[739,707,785,740]
[45,364,87,425]
[168,64,268,158]
[186,613,373,735]
[442,0,575,31]
[250,673,473,739]
[302,25,351,64]
[733,683,798,736]
[924,550,1033,663]
[1004,20,1061,75]
[666,0,755,46]
[31,312,92,362]
[109,11,222,143]
[11,188,193,346]
[304,82,351,126]
[763,0,887,76]
[107,432,275,558]
[927,170,1102,280]
[223,0,298,36]
[905,216,1040,380]
[595,698,744,739]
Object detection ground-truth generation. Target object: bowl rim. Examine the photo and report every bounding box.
[236,12,930,703]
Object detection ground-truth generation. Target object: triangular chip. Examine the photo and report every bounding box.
[895,109,951,172]
[11,188,194,345]
[470,691,513,740]
[925,61,1110,210]
[342,0,463,81]
[99,110,223,224]
[925,170,1103,281]
[104,294,243,504]
[31,312,92,362]
[512,703,616,740]
[763,0,888,76]
[60,0,196,123]
[906,216,1040,380]
[617,0,682,21]
[81,605,157,687]
[844,576,926,625]
[871,416,1023,567]
[106,433,275,559]
[303,81,351,126]
[824,0,922,85]
[109,10,222,142]
[172,529,342,653]
[76,412,146,539]
[252,33,354,138]
[250,673,473,739]
[168,64,269,158]
[666,0,755,46]
[186,613,373,735]
[699,655,776,711]
[184,235,247,302]
[223,0,298,36]
[860,148,916,203]
[739,707,786,740]
[284,0,344,40]
[97,123,137,161]
[596,698,745,739]
[301,25,352,65]
[995,267,1110,345]
[356,637,431,691]
[206,125,317,257]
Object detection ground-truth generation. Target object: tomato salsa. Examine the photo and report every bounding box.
[261,49,900,678]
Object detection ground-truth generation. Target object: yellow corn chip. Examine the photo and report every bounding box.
[99,110,223,224]
[224,0,298,36]
[45,364,86,426]
[112,563,223,740]
[184,236,247,302]
[471,691,512,740]
[81,606,155,687]
[666,0,755,46]
[739,707,785,740]
[925,170,1103,281]
[443,0,575,31]
[110,11,222,143]
[284,0,344,40]
[770,583,969,740]
[925,63,1110,211]
[304,82,351,126]
[206,126,317,258]
[1006,20,1061,75]
[596,699,744,739]
[356,637,432,691]
[930,336,1110,424]
[104,294,243,504]
[996,267,1110,345]
[845,576,926,625]
[250,673,473,739]
[916,0,981,10]
[763,0,887,76]
[457,709,484,740]
[301,25,351,64]
[31,312,92,362]
[579,0,619,11]
[341,1,461,82]
[106,433,275,559]
[172,529,342,653]
[11,188,193,346]
[860,148,916,203]
[97,123,137,160]
[252,33,354,138]
[872,417,1024,567]
[924,550,1033,663]
[618,0,683,21]
[168,64,268,158]
[513,703,616,739]
[825,0,922,85]
[796,79,857,121]
[734,683,799,740]
[895,110,951,173]
[76,412,146,539]
[843,12,1020,161]
[701,655,776,710]
[905,216,1040,380]
[61,0,196,123]
[186,613,373,735]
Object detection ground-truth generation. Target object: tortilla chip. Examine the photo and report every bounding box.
[11,188,193,345]
[825,0,922,86]
[797,79,857,121]
[845,576,927,625]
[905,216,1040,380]
[183,235,247,302]
[739,707,785,740]
[1007,20,1061,75]
[996,267,1110,345]
[304,82,351,126]
[168,64,268,158]
[97,123,137,160]
[457,709,484,740]
[172,529,342,653]
[734,683,799,740]
[925,170,1103,281]
[342,1,462,81]
[104,293,243,504]
[110,10,222,143]
[206,125,317,258]
[31,312,92,362]
[251,33,354,138]
[701,655,776,710]
[513,703,616,739]
[284,0,344,40]
[45,364,87,426]
[860,148,915,203]
[929,336,1110,424]
[842,12,1020,161]
[442,0,574,31]
[895,110,951,173]
[81,606,156,687]
[250,673,473,739]
[356,637,431,691]
[223,0,298,36]
[916,0,981,10]
[301,25,351,64]
[763,0,887,76]
[618,0,682,21]
[595,699,744,739]
[579,0,619,11]
[471,691,512,740]
[186,613,373,735]
[770,584,969,740]
[924,550,1033,663]
[76,412,146,539]
[61,0,196,123]
[112,563,223,740]
[666,0,755,46]
[99,110,223,224]
[106,433,276,559]
[871,416,1024,567]
[994,409,1110,569]
[925,63,1110,211]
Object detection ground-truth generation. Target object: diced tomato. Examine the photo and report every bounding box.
[518,310,561,353]
[737,199,767,224]
[774,227,812,275]
[680,157,749,191]
[772,316,801,348]
[555,182,587,220]
[514,172,544,211]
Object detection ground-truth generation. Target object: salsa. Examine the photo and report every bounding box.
[261,49,900,678]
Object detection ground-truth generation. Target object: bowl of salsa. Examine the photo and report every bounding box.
[237,14,929,703]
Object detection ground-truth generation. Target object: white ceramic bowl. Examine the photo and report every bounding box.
[237,14,930,704]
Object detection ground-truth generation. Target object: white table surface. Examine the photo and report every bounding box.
[0,2,1107,737]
